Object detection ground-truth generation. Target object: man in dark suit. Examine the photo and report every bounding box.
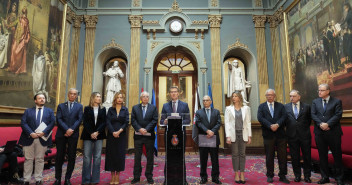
[131,91,158,184]
[54,88,83,185]
[160,86,190,184]
[311,84,344,185]
[257,89,289,184]
[196,95,222,184]
[284,90,312,183]
[19,93,55,185]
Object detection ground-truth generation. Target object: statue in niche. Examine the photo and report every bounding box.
[227,59,251,104]
[103,61,124,104]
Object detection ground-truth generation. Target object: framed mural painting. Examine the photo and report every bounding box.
[285,0,352,117]
[0,0,67,114]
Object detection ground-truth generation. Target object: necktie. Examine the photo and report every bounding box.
[294,103,298,119]
[206,109,210,122]
[69,102,73,112]
[172,101,176,113]
[323,99,327,111]
[269,103,274,118]
[36,108,42,127]
[142,106,146,119]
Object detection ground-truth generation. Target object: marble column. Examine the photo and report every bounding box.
[128,15,143,150]
[57,7,74,104]
[268,15,284,103]
[81,15,98,106]
[208,14,224,148]
[68,15,83,90]
[253,15,269,103]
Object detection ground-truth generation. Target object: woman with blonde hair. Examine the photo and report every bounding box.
[225,91,252,184]
[81,92,106,185]
[105,92,129,184]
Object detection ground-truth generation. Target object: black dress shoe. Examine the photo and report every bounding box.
[239,180,246,184]
[64,179,71,185]
[131,178,140,184]
[199,178,207,184]
[279,177,290,184]
[36,181,43,185]
[304,177,312,183]
[267,177,273,183]
[53,179,61,185]
[294,176,301,182]
[147,178,154,184]
[212,178,222,184]
[317,178,330,184]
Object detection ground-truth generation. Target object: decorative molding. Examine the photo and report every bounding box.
[73,15,83,28]
[169,0,182,12]
[204,59,206,64]
[144,68,151,74]
[195,29,198,39]
[255,0,262,7]
[153,29,156,40]
[192,20,209,24]
[228,38,248,49]
[273,7,284,23]
[208,15,222,28]
[253,15,266,28]
[267,15,278,28]
[201,29,205,39]
[103,38,124,50]
[211,0,218,7]
[142,20,159,24]
[83,15,98,28]
[129,15,143,28]
[201,68,207,74]
[89,0,96,7]
[66,7,75,23]
[150,41,163,52]
[133,0,140,7]
[189,41,201,51]
[147,29,150,40]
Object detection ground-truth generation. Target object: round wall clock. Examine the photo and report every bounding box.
[169,20,183,33]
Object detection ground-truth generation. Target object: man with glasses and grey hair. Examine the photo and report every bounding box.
[131,91,158,184]
[311,84,344,185]
[284,90,312,183]
[257,89,289,184]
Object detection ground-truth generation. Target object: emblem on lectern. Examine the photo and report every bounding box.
[171,134,179,146]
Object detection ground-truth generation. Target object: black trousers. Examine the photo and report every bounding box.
[55,136,78,180]
[315,133,344,180]
[288,137,311,178]
[0,151,18,176]
[199,146,219,179]
[133,138,155,179]
[263,137,287,178]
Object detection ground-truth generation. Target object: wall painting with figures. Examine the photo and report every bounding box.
[287,0,352,111]
[0,0,65,111]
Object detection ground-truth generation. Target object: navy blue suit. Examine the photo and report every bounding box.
[19,107,55,147]
[257,101,288,178]
[55,101,83,180]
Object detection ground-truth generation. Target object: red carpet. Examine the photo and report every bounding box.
[38,154,344,185]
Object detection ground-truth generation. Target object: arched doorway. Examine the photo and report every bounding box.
[153,46,197,152]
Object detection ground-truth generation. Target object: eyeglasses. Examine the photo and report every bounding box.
[203,100,211,102]
[317,90,328,92]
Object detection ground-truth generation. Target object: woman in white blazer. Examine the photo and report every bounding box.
[225,91,252,184]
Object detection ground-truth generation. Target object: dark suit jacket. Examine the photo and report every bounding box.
[56,102,83,139]
[81,106,107,140]
[131,103,158,140]
[311,96,343,136]
[257,101,287,139]
[160,100,190,126]
[195,108,221,145]
[106,106,129,134]
[284,102,311,139]
[19,106,55,146]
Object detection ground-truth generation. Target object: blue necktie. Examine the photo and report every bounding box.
[206,109,210,122]
[36,108,42,127]
[142,106,146,119]
[69,102,73,112]
[294,104,298,119]
[172,102,176,113]
[323,99,327,111]
[269,103,274,118]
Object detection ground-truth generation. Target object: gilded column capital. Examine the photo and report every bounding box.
[253,15,267,28]
[129,15,143,28]
[84,15,98,28]
[267,15,278,28]
[208,15,222,28]
[73,15,83,28]
[274,7,284,23]
[66,7,75,23]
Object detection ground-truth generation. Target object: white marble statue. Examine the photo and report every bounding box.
[103,61,124,104]
[227,59,251,104]
[32,51,49,102]
[0,31,9,68]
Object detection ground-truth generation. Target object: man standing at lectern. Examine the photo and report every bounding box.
[196,95,222,184]
[160,86,190,184]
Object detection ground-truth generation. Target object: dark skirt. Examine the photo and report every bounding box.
[105,132,127,172]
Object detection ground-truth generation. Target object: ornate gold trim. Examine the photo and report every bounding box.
[142,20,159,24]
[103,39,124,50]
[228,38,249,49]
[144,69,151,74]
[73,15,83,28]
[189,42,201,51]
[208,15,222,28]
[169,0,182,12]
[129,15,143,28]
[192,20,209,24]
[83,15,98,28]
[150,41,163,52]
[211,0,218,7]
[253,15,267,28]
[255,0,262,7]
[89,0,96,7]
[66,6,75,23]
[133,0,141,7]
